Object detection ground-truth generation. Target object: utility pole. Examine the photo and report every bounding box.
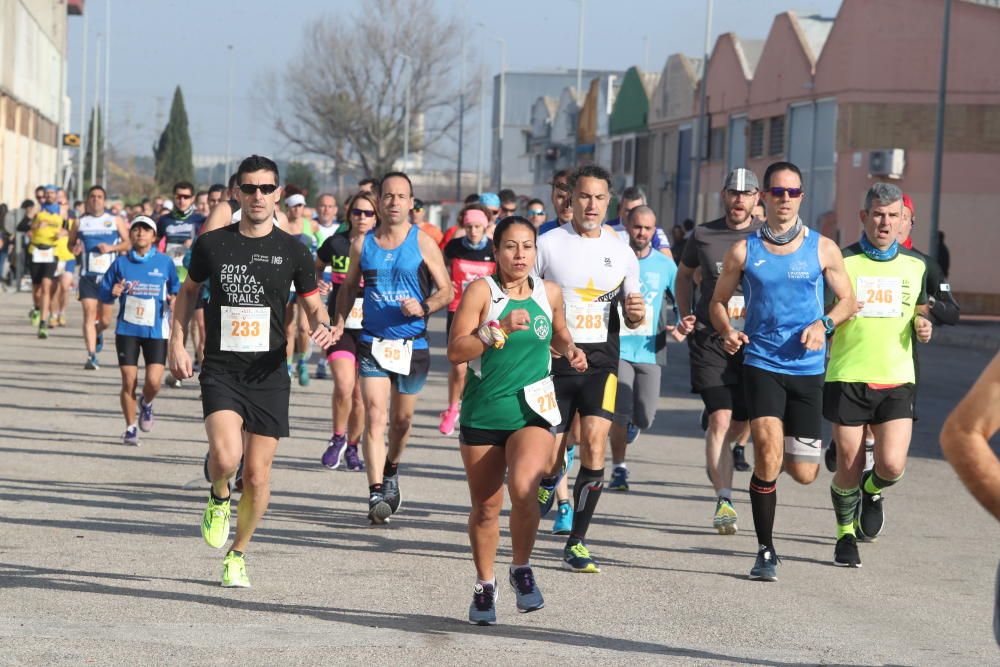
[456,21,465,202]
[929,0,952,262]
[91,33,102,190]
[495,37,506,189]
[477,59,486,194]
[224,45,234,180]
[76,10,88,201]
[690,0,713,222]
[102,0,111,187]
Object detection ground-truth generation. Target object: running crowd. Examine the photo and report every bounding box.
[15,155,979,627]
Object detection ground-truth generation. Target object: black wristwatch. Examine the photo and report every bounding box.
[420,301,431,317]
[821,315,835,335]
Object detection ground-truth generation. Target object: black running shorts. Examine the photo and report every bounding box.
[78,274,103,301]
[459,419,552,448]
[744,365,823,440]
[116,334,167,367]
[29,257,57,284]
[823,382,916,426]
[688,329,745,393]
[552,369,617,433]
[200,368,290,439]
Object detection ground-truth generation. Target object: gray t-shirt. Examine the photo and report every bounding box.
[680,216,763,328]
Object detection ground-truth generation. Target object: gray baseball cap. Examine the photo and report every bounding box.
[723,168,759,192]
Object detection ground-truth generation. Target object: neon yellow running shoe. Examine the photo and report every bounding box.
[201,493,231,548]
[562,541,601,573]
[221,551,250,588]
[713,497,738,535]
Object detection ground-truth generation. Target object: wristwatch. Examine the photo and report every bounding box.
[821,315,835,335]
[420,301,431,317]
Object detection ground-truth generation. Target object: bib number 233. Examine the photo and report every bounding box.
[220,306,270,352]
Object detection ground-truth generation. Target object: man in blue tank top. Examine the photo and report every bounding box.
[710,161,856,582]
[330,171,454,525]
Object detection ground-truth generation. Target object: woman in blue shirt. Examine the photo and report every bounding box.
[100,216,180,445]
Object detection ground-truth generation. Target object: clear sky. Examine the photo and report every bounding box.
[66,0,842,167]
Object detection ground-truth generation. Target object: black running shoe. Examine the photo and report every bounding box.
[833,534,862,568]
[824,439,837,473]
[382,474,402,514]
[858,471,884,539]
[732,445,750,472]
[368,492,392,525]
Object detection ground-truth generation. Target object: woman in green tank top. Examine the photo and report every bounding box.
[447,216,586,625]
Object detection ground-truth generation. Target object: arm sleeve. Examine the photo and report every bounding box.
[293,243,319,296]
[186,235,210,283]
[167,260,181,295]
[98,262,118,304]
[316,237,333,265]
[680,230,699,268]
[924,254,960,325]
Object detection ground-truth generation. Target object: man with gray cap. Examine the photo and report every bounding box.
[675,167,762,535]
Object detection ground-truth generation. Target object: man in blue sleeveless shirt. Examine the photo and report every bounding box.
[331,172,453,525]
[710,161,855,581]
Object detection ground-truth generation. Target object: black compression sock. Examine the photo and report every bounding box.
[369,483,382,494]
[570,466,604,541]
[383,460,398,478]
[749,475,777,549]
[210,487,230,503]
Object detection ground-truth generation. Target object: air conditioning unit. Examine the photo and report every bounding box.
[869,149,905,179]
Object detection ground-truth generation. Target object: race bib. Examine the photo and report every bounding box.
[345,297,364,330]
[88,250,113,274]
[857,276,902,318]
[123,295,156,327]
[523,376,561,426]
[372,338,412,375]
[166,243,186,268]
[566,302,610,344]
[727,295,746,331]
[32,247,55,263]
[220,306,270,352]
[619,305,654,337]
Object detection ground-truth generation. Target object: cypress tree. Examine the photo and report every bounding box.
[154,86,195,188]
[83,105,104,187]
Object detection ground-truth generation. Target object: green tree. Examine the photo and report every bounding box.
[154,86,195,188]
[285,161,318,204]
[83,105,104,188]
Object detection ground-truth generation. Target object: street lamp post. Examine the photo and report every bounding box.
[690,0,713,222]
[102,0,111,187]
[91,33,102,190]
[224,45,233,180]
[576,0,584,102]
[76,10,88,201]
[495,37,506,189]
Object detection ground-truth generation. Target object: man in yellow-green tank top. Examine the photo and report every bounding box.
[823,182,933,569]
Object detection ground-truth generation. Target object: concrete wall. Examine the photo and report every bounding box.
[0,0,66,207]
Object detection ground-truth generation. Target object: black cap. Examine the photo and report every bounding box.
[413,198,425,210]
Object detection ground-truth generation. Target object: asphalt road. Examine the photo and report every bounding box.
[0,291,997,665]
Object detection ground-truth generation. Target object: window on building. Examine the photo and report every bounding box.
[749,119,765,158]
[708,127,726,162]
[624,138,633,174]
[612,140,622,173]
[768,115,785,156]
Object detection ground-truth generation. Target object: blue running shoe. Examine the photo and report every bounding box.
[749,545,779,581]
[625,422,640,444]
[468,581,498,625]
[95,329,104,353]
[84,354,99,370]
[562,541,600,573]
[138,397,155,432]
[537,477,558,518]
[564,445,576,474]
[344,445,365,471]
[315,359,329,379]
[552,501,573,535]
[608,465,629,491]
[122,425,139,447]
[509,566,544,613]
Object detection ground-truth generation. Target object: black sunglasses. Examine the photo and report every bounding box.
[351,208,376,218]
[766,186,803,198]
[239,183,279,195]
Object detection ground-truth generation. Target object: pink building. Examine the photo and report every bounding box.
[649,0,1000,313]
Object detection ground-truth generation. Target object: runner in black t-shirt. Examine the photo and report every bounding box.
[168,155,335,589]
[314,190,378,472]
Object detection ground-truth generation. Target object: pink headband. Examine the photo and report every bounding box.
[464,209,489,225]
